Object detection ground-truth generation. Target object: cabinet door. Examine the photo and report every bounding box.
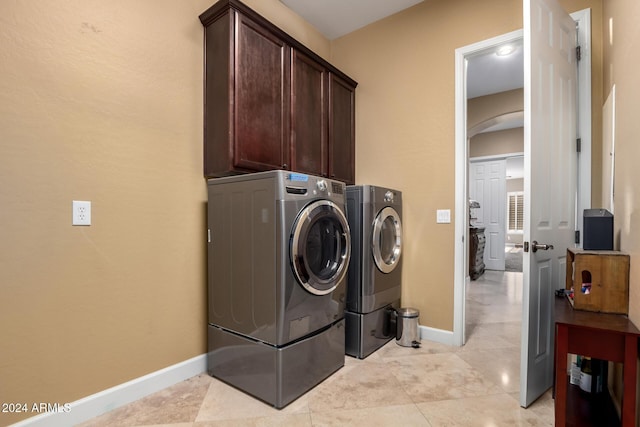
[233,13,290,172]
[328,73,356,184]
[290,50,327,177]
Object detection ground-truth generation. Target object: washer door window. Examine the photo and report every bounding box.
[372,207,402,273]
[291,200,351,295]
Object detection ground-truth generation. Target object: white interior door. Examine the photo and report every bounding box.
[469,159,506,270]
[520,0,577,407]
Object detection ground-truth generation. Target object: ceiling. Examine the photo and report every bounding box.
[279,0,424,40]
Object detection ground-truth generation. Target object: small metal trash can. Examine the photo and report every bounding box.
[396,307,420,348]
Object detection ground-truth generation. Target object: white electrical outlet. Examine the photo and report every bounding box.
[436,209,451,224]
[72,200,91,226]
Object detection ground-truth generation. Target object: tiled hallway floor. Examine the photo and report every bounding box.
[80,271,554,426]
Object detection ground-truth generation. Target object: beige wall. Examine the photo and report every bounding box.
[603,0,640,325]
[468,90,524,158]
[470,128,524,158]
[0,0,326,424]
[468,89,524,130]
[600,0,639,413]
[331,0,603,331]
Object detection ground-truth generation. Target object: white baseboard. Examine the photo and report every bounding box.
[10,354,207,427]
[419,324,456,346]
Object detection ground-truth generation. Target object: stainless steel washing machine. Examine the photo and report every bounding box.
[345,185,403,358]
[206,170,350,408]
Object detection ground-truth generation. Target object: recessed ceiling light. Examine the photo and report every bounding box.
[496,45,516,56]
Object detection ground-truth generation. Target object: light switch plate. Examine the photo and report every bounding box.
[73,200,91,226]
[436,209,451,224]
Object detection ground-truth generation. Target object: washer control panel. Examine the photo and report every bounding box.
[284,172,344,198]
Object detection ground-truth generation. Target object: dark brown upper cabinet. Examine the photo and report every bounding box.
[329,73,356,182]
[199,0,357,184]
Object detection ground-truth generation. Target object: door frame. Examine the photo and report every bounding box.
[452,9,592,347]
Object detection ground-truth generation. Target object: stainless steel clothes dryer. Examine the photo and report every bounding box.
[345,185,403,358]
[206,170,350,408]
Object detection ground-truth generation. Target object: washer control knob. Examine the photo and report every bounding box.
[317,179,328,192]
[384,191,394,202]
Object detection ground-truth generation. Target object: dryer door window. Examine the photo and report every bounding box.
[291,200,351,295]
[372,206,402,273]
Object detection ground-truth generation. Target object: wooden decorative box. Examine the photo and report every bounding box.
[565,248,630,314]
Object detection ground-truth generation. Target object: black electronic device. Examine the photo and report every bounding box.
[583,209,613,250]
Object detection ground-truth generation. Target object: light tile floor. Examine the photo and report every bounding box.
[79,270,554,426]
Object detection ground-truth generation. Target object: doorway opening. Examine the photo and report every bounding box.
[453,29,524,348]
[453,8,592,406]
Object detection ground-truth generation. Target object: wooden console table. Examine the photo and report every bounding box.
[554,297,640,426]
